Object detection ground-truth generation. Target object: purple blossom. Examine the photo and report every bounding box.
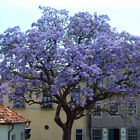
[0,6,139,127]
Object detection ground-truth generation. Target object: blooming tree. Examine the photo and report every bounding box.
[0,7,140,140]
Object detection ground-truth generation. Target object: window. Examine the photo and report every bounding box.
[12,134,16,140]
[128,103,136,116]
[92,129,102,140]
[128,128,137,140]
[41,90,53,109]
[76,129,83,140]
[20,132,24,140]
[72,87,80,93]
[93,104,102,117]
[13,87,25,108]
[93,111,101,116]
[109,103,119,116]
[71,84,80,94]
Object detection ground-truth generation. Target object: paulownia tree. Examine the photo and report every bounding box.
[0,6,140,140]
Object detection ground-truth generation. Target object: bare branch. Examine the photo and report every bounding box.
[23,96,58,105]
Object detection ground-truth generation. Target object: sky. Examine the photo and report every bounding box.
[0,0,140,36]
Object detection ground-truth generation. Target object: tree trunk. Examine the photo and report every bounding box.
[62,119,74,140]
[54,104,74,140]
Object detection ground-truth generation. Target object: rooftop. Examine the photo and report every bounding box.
[0,103,30,125]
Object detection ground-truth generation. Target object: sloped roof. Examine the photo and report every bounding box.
[0,103,30,124]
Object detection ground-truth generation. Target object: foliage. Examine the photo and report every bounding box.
[0,6,140,139]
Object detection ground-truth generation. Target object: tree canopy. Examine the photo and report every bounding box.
[0,6,140,140]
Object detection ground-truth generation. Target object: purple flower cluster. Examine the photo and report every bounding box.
[0,7,139,114]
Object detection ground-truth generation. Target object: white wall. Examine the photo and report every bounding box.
[9,123,26,140]
[0,125,8,140]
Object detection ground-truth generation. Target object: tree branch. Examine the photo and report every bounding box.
[12,71,46,81]
[23,96,58,105]
[54,104,65,131]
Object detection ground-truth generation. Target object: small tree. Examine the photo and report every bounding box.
[0,7,139,140]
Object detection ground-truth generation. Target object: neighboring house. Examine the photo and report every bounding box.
[88,97,140,140]
[0,103,30,140]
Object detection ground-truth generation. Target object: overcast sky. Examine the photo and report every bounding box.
[0,0,140,36]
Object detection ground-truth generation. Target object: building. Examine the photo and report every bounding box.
[13,102,88,140]
[89,97,140,140]
[14,97,140,140]
[2,82,140,140]
[4,88,140,140]
[0,103,30,140]
[0,84,87,140]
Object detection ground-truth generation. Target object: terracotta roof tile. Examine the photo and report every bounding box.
[0,103,30,124]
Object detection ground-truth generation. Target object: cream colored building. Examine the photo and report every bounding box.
[15,103,87,140]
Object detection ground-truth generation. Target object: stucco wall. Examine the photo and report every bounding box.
[91,97,140,129]
[15,104,87,140]
[0,125,8,140]
[10,123,26,140]
[0,124,26,140]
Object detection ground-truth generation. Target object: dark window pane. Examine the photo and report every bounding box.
[76,129,82,134]
[128,103,136,116]
[92,129,102,140]
[76,129,82,140]
[76,135,82,140]
[41,90,53,109]
[128,128,137,140]
[109,103,119,116]
[72,88,80,93]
